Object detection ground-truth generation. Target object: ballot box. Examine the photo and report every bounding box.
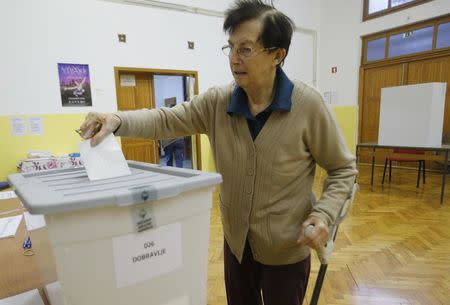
[8,161,222,305]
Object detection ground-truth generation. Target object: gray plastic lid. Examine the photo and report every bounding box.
[7,160,222,214]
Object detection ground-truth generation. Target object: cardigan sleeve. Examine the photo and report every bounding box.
[302,88,358,226]
[114,86,220,140]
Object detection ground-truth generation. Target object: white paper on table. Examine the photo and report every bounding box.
[0,214,22,239]
[44,282,65,305]
[23,211,46,231]
[0,191,17,200]
[0,289,45,305]
[79,133,131,181]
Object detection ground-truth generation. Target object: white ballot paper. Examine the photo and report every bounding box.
[79,133,131,181]
[0,289,45,305]
[0,214,22,239]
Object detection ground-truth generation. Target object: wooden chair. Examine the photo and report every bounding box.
[382,148,425,187]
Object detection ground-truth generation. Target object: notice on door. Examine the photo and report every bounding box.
[112,222,182,288]
[120,74,136,87]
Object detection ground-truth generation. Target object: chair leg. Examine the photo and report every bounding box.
[416,161,421,188]
[422,160,426,184]
[389,160,392,183]
[382,158,388,185]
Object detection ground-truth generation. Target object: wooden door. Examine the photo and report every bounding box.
[406,56,450,141]
[360,64,404,143]
[359,64,404,163]
[116,72,159,164]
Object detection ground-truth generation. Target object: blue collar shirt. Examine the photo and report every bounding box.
[227,67,294,140]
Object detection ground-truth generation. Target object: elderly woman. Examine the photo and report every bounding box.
[79,1,357,304]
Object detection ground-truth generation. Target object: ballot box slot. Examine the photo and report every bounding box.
[47,172,152,188]
[54,175,176,192]
[61,177,179,197]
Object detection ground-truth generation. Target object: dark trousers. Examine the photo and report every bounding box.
[164,140,184,168]
[224,239,310,305]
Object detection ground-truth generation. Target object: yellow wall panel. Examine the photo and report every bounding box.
[0,114,86,181]
[332,106,357,154]
[200,134,215,172]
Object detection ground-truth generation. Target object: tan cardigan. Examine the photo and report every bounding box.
[116,81,357,265]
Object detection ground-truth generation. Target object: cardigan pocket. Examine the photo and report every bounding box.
[268,212,302,251]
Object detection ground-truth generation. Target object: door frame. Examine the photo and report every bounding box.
[113,66,202,170]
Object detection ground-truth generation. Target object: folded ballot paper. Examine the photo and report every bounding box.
[79,133,131,181]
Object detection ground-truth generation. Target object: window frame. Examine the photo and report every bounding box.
[363,0,434,21]
[361,15,450,66]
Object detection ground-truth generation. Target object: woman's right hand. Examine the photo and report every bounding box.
[78,112,122,147]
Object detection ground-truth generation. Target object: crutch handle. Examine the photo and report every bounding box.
[306,183,359,264]
[305,225,334,264]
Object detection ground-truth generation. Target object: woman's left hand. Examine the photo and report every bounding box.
[296,215,329,250]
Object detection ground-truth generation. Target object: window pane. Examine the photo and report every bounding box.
[436,22,450,49]
[391,0,414,7]
[368,0,388,14]
[367,37,386,62]
[388,26,433,57]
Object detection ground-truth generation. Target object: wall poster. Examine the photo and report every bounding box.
[58,63,92,107]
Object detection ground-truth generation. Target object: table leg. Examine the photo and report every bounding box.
[440,150,448,205]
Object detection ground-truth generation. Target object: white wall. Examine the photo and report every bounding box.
[318,0,450,106]
[2,0,230,115]
[274,0,320,86]
[1,0,319,116]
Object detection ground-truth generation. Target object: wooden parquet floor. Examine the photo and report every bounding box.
[206,165,450,305]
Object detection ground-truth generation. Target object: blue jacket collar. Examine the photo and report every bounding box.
[227,67,293,118]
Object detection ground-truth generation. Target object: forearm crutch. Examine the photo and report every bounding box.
[307,183,359,305]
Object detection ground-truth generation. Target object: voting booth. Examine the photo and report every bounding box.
[378,82,447,147]
[8,161,222,305]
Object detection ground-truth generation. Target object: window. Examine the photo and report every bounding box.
[363,0,433,21]
[436,22,450,49]
[391,0,414,7]
[388,26,434,57]
[368,0,388,14]
[367,37,386,62]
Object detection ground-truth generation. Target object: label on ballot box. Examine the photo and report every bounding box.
[131,201,156,232]
[112,222,182,288]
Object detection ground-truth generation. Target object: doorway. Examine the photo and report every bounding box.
[114,67,202,170]
[154,74,195,169]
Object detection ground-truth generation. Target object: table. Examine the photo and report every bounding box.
[356,143,450,205]
[0,197,57,304]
